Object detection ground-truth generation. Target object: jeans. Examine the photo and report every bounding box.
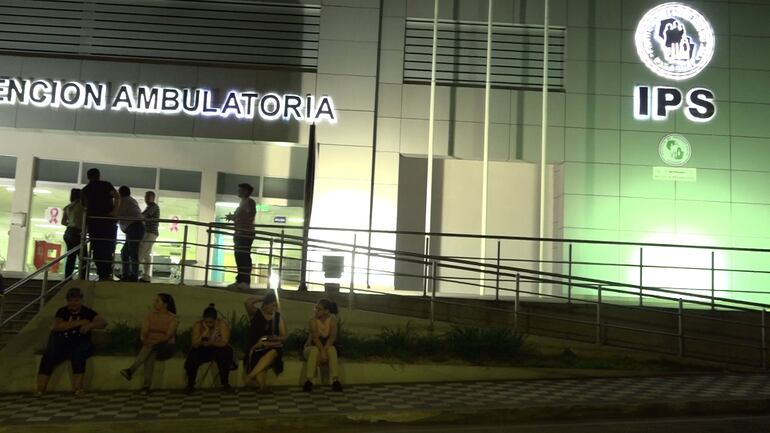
[121,222,145,281]
[233,232,254,284]
[138,232,158,279]
[38,335,93,376]
[87,218,117,280]
[184,345,235,387]
[63,227,86,279]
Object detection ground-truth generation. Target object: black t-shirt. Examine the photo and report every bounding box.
[54,306,98,344]
[81,180,115,217]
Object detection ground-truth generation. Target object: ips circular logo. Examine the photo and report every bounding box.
[659,134,691,166]
[635,3,715,81]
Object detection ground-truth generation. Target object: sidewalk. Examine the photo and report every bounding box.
[2,374,770,427]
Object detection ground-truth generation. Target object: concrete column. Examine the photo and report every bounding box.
[193,168,217,282]
[6,155,35,272]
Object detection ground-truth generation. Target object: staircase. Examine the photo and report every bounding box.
[0,278,59,350]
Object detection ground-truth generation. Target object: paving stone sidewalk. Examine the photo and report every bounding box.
[2,375,770,425]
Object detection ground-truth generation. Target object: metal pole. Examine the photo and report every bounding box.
[495,240,501,302]
[639,247,644,306]
[429,259,437,328]
[204,225,212,287]
[40,270,48,310]
[596,285,602,345]
[678,298,684,357]
[479,0,493,297]
[567,244,572,304]
[514,273,521,331]
[349,234,357,310]
[537,0,550,295]
[179,225,188,285]
[422,235,431,297]
[267,238,274,290]
[423,0,438,254]
[762,308,767,370]
[78,211,87,279]
[278,229,285,290]
[710,251,715,310]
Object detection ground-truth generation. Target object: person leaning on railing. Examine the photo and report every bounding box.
[184,303,236,394]
[120,293,178,395]
[225,183,256,290]
[81,168,120,281]
[61,188,86,279]
[116,186,145,282]
[36,287,107,396]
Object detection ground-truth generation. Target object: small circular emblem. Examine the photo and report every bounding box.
[659,134,691,166]
[635,3,715,81]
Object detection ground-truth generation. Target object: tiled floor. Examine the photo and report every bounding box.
[2,375,770,425]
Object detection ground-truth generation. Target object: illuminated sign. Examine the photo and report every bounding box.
[633,4,717,123]
[0,78,337,124]
[658,134,691,166]
[635,3,715,80]
[634,85,715,122]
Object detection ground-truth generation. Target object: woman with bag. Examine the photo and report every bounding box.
[120,293,178,395]
[243,292,286,392]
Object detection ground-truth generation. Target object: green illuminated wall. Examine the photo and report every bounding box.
[558,0,770,304]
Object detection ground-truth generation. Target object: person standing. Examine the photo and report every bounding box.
[62,188,86,279]
[81,168,120,281]
[116,186,145,282]
[226,183,256,290]
[36,287,106,396]
[139,191,160,283]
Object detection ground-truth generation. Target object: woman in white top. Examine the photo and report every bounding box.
[302,299,342,392]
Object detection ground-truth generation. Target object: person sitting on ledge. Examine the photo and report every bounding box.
[120,293,178,395]
[36,287,106,396]
[302,298,342,392]
[244,292,286,392]
[184,303,236,394]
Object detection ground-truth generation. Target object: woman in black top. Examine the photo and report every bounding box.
[243,292,286,391]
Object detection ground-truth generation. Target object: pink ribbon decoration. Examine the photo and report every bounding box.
[169,216,179,232]
[48,208,60,224]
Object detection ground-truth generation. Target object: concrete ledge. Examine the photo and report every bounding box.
[1,354,650,393]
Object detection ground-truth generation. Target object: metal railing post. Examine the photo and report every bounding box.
[514,273,520,331]
[267,238,274,290]
[639,247,644,306]
[204,225,212,287]
[349,234,357,310]
[710,251,715,310]
[278,229,285,290]
[429,259,437,328]
[179,225,188,285]
[78,211,87,279]
[422,235,431,297]
[40,270,49,310]
[567,244,572,304]
[678,298,684,357]
[596,285,602,345]
[762,308,767,370]
[495,240,501,301]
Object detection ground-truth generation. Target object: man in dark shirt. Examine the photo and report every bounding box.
[81,168,120,281]
[36,287,106,396]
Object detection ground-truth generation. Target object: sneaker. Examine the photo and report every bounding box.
[74,389,85,396]
[120,369,132,381]
[302,380,313,392]
[139,278,151,283]
[331,380,343,392]
[33,390,43,398]
[226,281,241,289]
[138,386,151,396]
[237,282,250,290]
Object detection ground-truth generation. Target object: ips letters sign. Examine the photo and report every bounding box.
[633,3,717,123]
[0,78,337,124]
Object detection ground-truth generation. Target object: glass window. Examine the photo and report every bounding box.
[152,192,200,279]
[0,179,14,268]
[26,183,72,273]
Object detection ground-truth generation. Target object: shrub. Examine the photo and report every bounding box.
[96,321,141,356]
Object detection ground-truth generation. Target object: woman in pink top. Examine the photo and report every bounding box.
[120,293,178,394]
